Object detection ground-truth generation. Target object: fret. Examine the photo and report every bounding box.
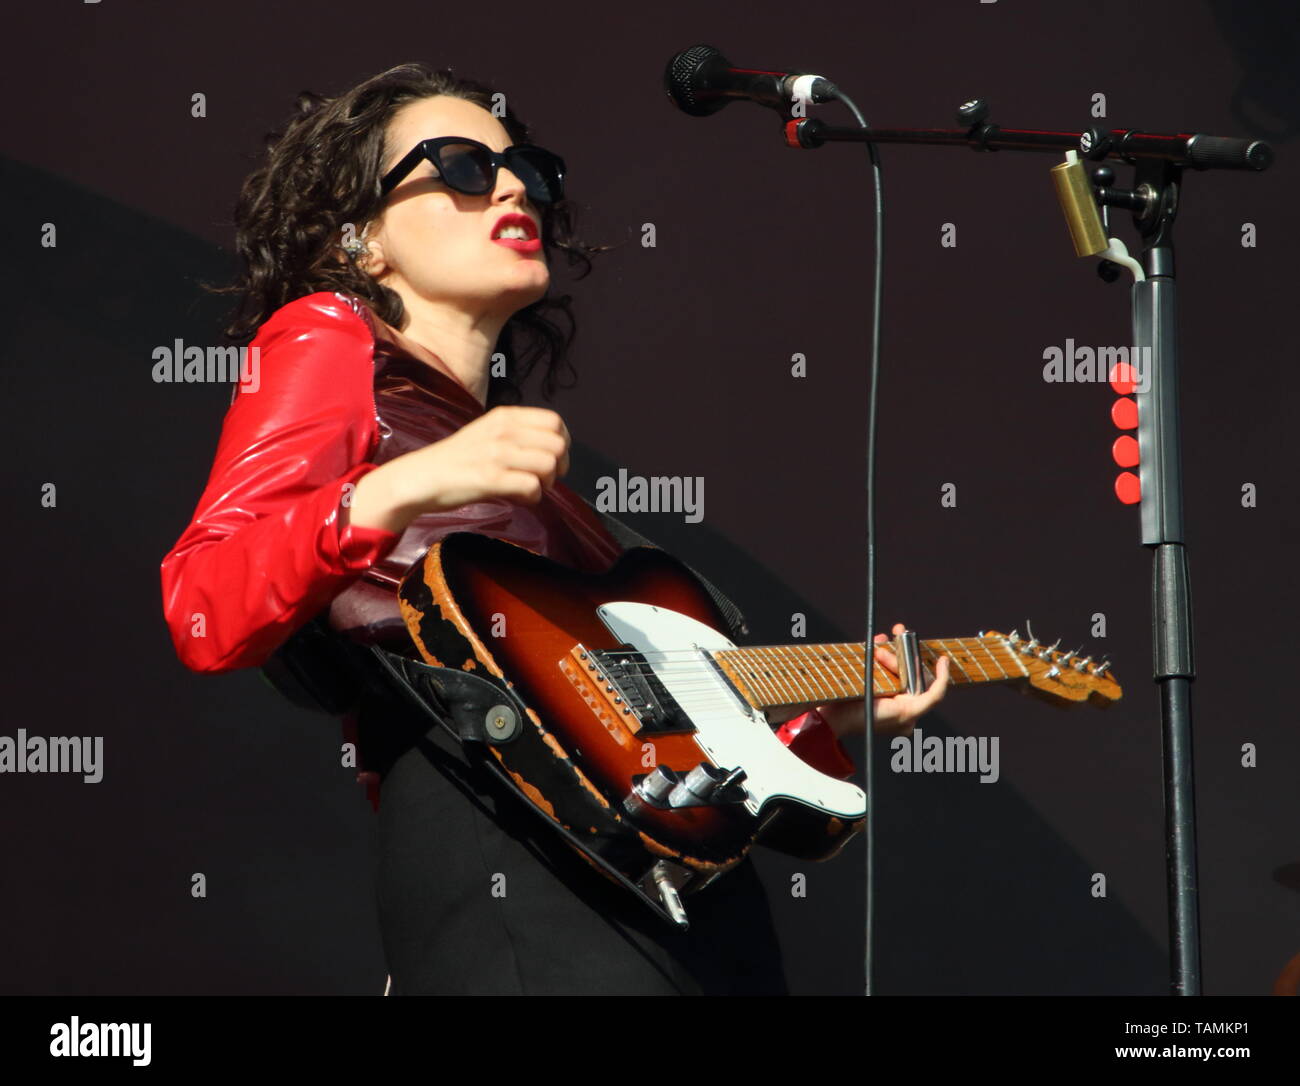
[983,637,1020,679]
[990,637,1029,678]
[731,648,778,707]
[845,640,894,697]
[947,637,989,682]
[839,643,865,696]
[750,646,799,707]
[753,647,789,705]
[758,645,802,705]
[922,639,959,682]
[836,643,874,697]
[790,645,832,707]
[794,644,838,702]
[874,655,901,696]
[960,636,1025,682]
[747,647,782,703]
[970,638,1010,679]
[933,638,974,683]
[769,645,800,702]
[918,636,1024,687]
[856,644,888,696]
[769,645,811,707]
[857,641,898,696]
[813,643,860,700]
[787,644,816,701]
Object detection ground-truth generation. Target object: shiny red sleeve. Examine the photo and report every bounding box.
[160,293,400,673]
[776,709,857,779]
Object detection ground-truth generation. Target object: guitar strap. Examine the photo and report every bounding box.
[361,640,694,930]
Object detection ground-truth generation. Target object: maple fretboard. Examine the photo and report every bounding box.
[711,633,1115,711]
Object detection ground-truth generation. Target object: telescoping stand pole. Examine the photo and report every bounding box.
[1126,152,1201,994]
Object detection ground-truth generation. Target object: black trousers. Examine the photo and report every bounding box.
[361,684,790,996]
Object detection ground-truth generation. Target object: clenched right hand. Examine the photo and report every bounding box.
[349,405,571,534]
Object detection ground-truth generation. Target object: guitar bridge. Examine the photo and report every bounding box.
[560,643,695,738]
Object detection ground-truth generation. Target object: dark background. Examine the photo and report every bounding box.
[2,0,1296,995]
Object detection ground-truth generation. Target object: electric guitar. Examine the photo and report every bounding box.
[377,531,1122,929]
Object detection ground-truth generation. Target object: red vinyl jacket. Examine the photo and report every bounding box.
[159,292,856,782]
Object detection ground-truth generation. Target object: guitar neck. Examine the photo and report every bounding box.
[710,636,1027,712]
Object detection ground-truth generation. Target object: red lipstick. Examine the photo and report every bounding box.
[491,212,542,253]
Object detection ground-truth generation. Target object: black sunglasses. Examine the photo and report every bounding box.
[379,137,566,205]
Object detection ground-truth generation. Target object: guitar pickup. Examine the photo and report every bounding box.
[560,643,695,739]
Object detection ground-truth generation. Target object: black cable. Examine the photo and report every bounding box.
[829,87,883,997]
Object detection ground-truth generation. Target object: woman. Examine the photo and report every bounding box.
[160,62,950,995]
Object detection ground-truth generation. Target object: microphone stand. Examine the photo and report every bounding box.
[787,105,1272,996]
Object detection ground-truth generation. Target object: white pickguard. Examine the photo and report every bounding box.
[596,602,866,820]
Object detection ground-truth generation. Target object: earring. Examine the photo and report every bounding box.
[340,225,370,261]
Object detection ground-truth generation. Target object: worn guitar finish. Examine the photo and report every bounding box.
[396,531,1122,927]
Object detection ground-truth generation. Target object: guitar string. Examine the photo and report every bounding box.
[551,642,1098,716]
[597,644,1073,678]
[565,642,1049,705]
[561,661,1084,716]
[593,656,994,677]
[569,655,913,695]
[593,647,1015,677]
[598,640,1015,662]
[594,644,1020,680]
[597,640,991,656]
[570,652,1063,701]
[563,656,999,698]
[566,638,1077,696]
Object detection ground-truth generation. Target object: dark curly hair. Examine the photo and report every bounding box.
[204,62,610,405]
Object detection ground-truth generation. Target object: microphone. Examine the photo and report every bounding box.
[664,44,838,117]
